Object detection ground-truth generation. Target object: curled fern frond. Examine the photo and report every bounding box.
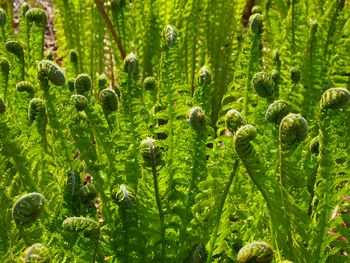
[140,137,163,169]
[12,193,45,227]
[225,109,244,133]
[114,184,135,208]
[309,136,319,155]
[265,100,290,124]
[249,13,263,35]
[123,52,139,77]
[162,24,178,48]
[98,74,107,90]
[62,217,99,236]
[0,97,6,113]
[237,242,273,263]
[71,95,88,112]
[279,114,308,146]
[234,125,257,157]
[38,60,65,86]
[74,74,92,94]
[143,76,157,90]
[21,2,30,17]
[5,41,24,59]
[28,98,47,123]
[252,72,275,98]
[188,106,206,131]
[0,8,6,26]
[69,49,79,64]
[197,65,212,87]
[99,88,118,114]
[320,87,350,111]
[0,57,10,76]
[23,243,50,263]
[290,66,301,84]
[252,5,263,14]
[16,81,34,93]
[25,8,47,25]
[67,77,75,92]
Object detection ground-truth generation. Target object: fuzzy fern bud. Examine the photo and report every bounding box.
[225,109,244,133]
[189,106,206,131]
[28,98,47,123]
[162,25,178,48]
[67,77,75,92]
[98,74,108,90]
[123,52,139,77]
[140,137,163,168]
[38,60,65,86]
[62,217,99,236]
[234,125,257,157]
[12,193,45,227]
[309,136,319,155]
[290,66,301,84]
[265,100,290,124]
[0,8,6,26]
[114,184,135,208]
[23,243,50,263]
[99,88,118,114]
[252,72,275,98]
[16,81,34,93]
[143,76,157,90]
[0,57,10,76]
[75,73,92,94]
[71,95,88,112]
[69,49,79,64]
[280,114,308,145]
[249,13,263,35]
[0,97,6,114]
[320,87,350,111]
[252,5,263,14]
[5,41,24,59]
[237,242,273,263]
[197,65,212,87]
[25,8,47,25]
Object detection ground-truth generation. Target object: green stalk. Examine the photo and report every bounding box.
[206,158,239,262]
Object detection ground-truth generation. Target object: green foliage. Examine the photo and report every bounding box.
[1,1,350,262]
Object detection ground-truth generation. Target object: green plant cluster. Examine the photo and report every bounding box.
[0,0,350,262]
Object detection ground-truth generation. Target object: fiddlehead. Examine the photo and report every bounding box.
[74,73,91,95]
[71,95,88,112]
[320,87,350,111]
[265,100,290,124]
[38,60,66,87]
[249,13,264,36]
[12,193,45,228]
[188,106,206,131]
[23,243,50,263]
[5,40,25,81]
[25,8,47,25]
[67,77,75,92]
[62,217,99,236]
[28,98,47,125]
[252,71,275,99]
[16,81,34,97]
[225,109,244,133]
[237,242,273,263]
[99,88,118,115]
[279,114,308,147]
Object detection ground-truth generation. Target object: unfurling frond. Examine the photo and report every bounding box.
[123,52,139,77]
[279,114,308,146]
[99,88,118,114]
[74,74,91,94]
[225,109,244,133]
[252,72,274,98]
[140,137,163,168]
[12,193,45,227]
[38,60,66,86]
[320,88,350,111]
[234,125,257,157]
[237,242,273,263]
[25,8,47,25]
[28,98,47,123]
[265,100,290,124]
[197,65,211,87]
[71,95,88,112]
[5,41,24,59]
[62,217,99,236]
[249,13,263,35]
[188,106,206,131]
[23,243,50,263]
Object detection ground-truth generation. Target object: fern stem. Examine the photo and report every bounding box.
[206,158,239,262]
[151,156,165,260]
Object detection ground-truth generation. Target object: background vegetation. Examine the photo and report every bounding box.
[0,0,349,262]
